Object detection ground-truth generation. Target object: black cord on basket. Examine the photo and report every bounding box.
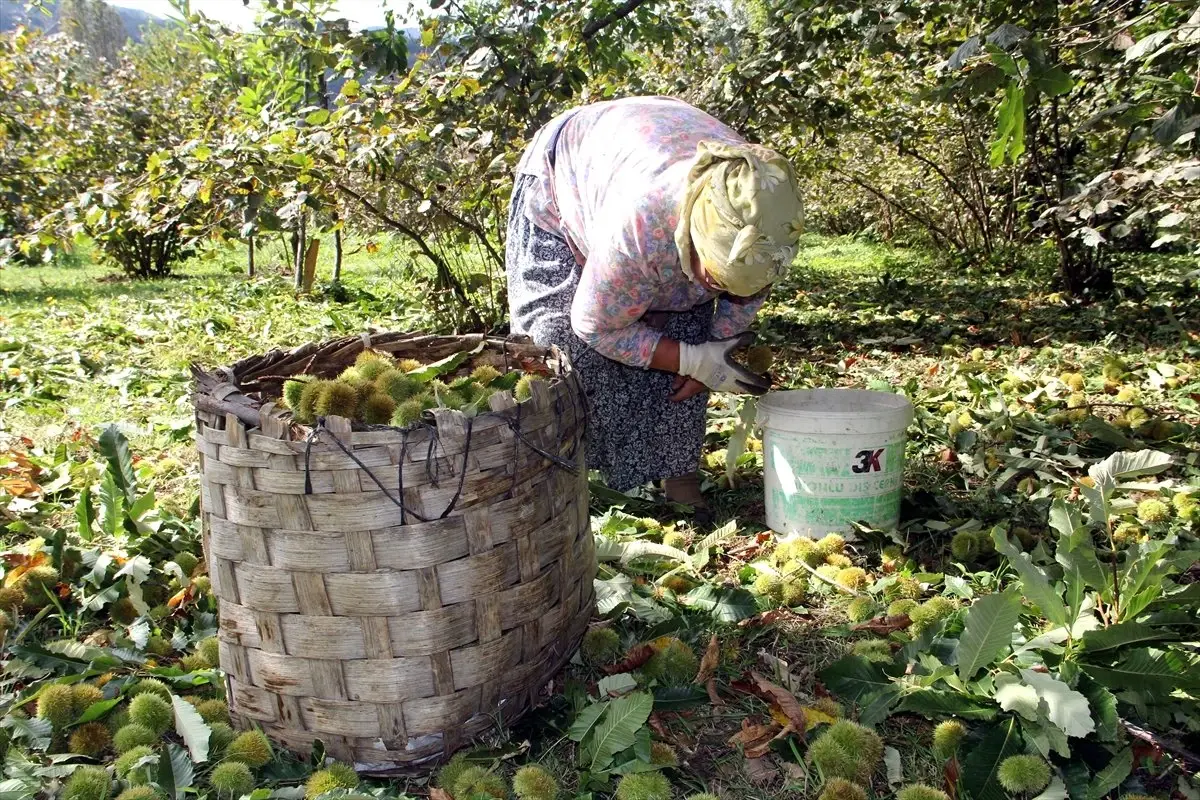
[299,347,585,518]
[551,360,588,465]
[303,415,476,522]
[499,371,586,498]
[440,415,474,519]
[396,433,409,526]
[304,418,428,522]
[303,421,319,496]
[425,429,441,488]
[507,400,523,496]
[503,386,580,474]
[506,423,580,473]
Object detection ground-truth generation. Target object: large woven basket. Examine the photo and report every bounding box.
[191,332,595,773]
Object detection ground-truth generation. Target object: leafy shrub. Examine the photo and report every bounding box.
[128,679,171,701]
[116,787,164,800]
[932,720,966,759]
[581,628,622,666]
[196,699,230,725]
[35,684,76,729]
[113,724,158,754]
[68,723,113,757]
[897,785,950,800]
[114,745,156,784]
[809,721,882,784]
[643,637,698,686]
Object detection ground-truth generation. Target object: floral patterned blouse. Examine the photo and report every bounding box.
[515,96,768,368]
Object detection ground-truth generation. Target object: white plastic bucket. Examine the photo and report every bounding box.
[757,389,914,538]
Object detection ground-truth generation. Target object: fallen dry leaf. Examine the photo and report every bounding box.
[885,745,903,787]
[0,448,40,478]
[852,614,912,636]
[746,736,782,759]
[518,358,554,377]
[167,586,192,609]
[745,755,778,786]
[430,789,454,800]
[731,671,806,732]
[768,706,797,729]
[780,761,807,781]
[727,540,762,559]
[944,756,960,800]
[706,677,724,706]
[3,551,48,587]
[799,706,838,728]
[603,643,654,675]
[757,651,808,695]
[0,476,39,497]
[1131,739,1163,766]
[83,628,113,647]
[728,718,782,759]
[695,634,719,684]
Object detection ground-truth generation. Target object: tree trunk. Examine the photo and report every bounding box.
[293,215,306,291]
[333,229,343,283]
[302,238,320,293]
[1059,239,1114,299]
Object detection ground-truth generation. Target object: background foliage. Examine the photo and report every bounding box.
[4,0,1195,315]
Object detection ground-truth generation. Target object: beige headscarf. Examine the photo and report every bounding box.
[675,141,804,297]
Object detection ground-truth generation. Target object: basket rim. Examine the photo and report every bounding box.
[190,330,572,436]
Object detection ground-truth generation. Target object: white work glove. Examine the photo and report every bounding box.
[678,332,771,395]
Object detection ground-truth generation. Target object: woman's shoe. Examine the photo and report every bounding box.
[662,473,714,526]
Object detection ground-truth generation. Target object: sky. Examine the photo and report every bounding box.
[105,0,425,29]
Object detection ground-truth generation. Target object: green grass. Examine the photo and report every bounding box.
[793,233,932,275]
[0,235,499,464]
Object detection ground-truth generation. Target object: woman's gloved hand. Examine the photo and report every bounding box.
[677,332,771,395]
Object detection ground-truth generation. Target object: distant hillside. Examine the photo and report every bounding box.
[0,0,163,41]
[1,2,421,56]
[2,1,423,79]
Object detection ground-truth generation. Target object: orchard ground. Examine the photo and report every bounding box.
[1,236,1198,800]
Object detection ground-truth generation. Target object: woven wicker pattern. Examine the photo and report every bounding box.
[192,333,595,772]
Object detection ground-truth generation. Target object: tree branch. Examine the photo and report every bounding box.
[582,0,655,40]
[829,164,957,250]
[313,150,505,273]
[394,176,504,272]
[335,181,483,328]
[900,142,991,255]
[1121,718,1200,771]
